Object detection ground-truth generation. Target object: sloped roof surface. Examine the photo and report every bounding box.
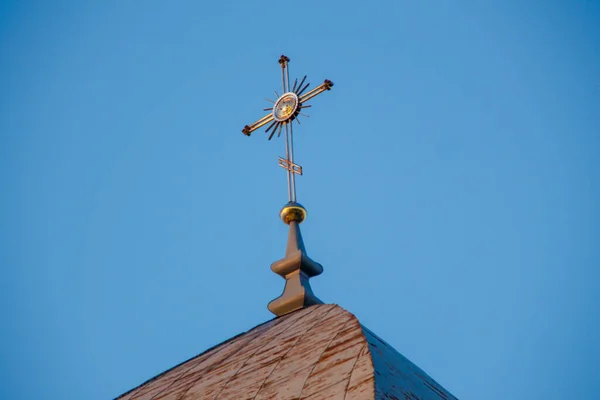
[117,304,456,400]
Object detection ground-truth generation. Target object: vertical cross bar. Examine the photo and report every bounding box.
[288,122,296,202]
[284,122,292,201]
[279,55,296,203]
[285,61,290,93]
[279,55,290,93]
[281,64,286,95]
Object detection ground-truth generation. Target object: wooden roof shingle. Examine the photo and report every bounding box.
[116,304,457,400]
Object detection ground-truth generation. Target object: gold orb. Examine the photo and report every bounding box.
[280,202,307,224]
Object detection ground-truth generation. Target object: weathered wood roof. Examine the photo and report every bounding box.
[117,304,456,400]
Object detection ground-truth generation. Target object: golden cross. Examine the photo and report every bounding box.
[242,55,333,203]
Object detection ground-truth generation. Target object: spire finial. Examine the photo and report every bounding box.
[242,55,333,316]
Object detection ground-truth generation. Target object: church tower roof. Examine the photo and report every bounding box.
[117,304,456,400]
[116,55,457,399]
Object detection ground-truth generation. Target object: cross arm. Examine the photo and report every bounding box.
[242,113,274,136]
[298,79,334,104]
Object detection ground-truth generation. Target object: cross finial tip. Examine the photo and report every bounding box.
[279,55,290,66]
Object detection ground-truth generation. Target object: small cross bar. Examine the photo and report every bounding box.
[278,157,303,176]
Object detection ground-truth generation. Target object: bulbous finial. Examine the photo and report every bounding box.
[280,202,307,224]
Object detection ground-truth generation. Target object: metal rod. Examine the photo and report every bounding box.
[265,120,277,133]
[267,122,279,140]
[299,86,327,103]
[281,63,286,96]
[289,121,296,202]
[299,84,325,98]
[299,84,326,102]
[295,76,307,94]
[300,91,323,103]
[285,62,290,93]
[251,113,272,126]
[297,82,310,96]
[248,114,274,133]
[284,123,292,201]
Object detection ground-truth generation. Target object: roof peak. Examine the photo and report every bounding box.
[117,304,457,400]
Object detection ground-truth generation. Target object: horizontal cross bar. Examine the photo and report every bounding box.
[242,113,274,136]
[278,157,303,175]
[299,80,333,103]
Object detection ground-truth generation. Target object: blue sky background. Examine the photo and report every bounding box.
[1,1,599,399]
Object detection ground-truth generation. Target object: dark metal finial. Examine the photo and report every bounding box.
[268,219,323,316]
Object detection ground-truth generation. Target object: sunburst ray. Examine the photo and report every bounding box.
[267,122,281,140]
[295,76,307,94]
[265,120,278,133]
[297,82,310,96]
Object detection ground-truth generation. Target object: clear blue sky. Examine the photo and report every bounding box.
[1,1,598,399]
